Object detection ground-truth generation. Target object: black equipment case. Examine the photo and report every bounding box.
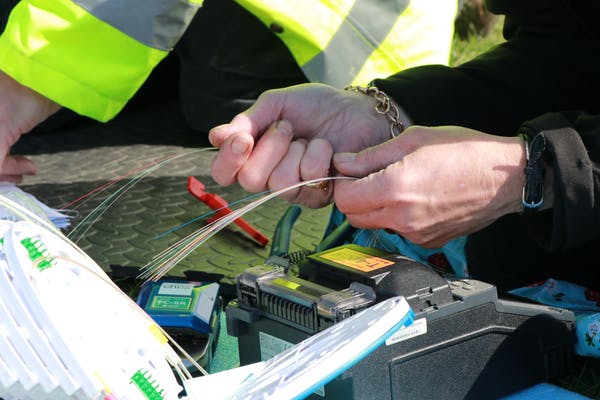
[226,245,575,400]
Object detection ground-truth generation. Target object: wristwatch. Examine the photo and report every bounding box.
[519,129,547,215]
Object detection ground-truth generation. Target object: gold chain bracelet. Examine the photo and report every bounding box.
[345,85,405,138]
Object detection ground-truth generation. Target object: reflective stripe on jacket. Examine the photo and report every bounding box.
[0,0,201,121]
[0,0,455,122]
[238,0,457,87]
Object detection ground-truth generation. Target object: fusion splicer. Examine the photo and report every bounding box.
[226,244,576,400]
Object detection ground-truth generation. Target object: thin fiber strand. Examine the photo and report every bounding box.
[139,176,355,281]
[67,148,213,243]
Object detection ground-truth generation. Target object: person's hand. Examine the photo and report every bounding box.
[0,71,60,182]
[332,125,527,248]
[209,83,392,208]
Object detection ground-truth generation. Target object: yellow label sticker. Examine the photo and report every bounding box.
[320,248,393,272]
[148,323,168,344]
[272,278,300,290]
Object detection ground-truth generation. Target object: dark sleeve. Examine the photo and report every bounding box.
[522,112,600,251]
[372,1,600,136]
[371,1,600,251]
[463,112,600,291]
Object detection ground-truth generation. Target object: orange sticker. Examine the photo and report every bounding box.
[320,248,393,272]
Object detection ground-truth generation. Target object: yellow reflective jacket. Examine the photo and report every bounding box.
[0,0,456,122]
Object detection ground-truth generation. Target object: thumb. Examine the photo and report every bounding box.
[208,114,257,148]
[0,155,37,181]
[333,141,406,178]
[209,90,285,147]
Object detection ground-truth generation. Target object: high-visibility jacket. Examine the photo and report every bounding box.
[0,0,457,122]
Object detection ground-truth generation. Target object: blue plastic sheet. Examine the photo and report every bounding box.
[510,279,600,358]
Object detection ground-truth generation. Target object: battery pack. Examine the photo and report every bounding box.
[137,280,221,373]
[226,245,576,400]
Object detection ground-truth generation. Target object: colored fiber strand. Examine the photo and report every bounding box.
[60,153,179,210]
[67,169,149,243]
[154,190,267,240]
[67,148,212,244]
[139,176,356,282]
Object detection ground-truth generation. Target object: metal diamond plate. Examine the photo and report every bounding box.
[14,102,331,292]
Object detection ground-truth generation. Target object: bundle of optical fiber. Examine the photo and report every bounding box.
[0,219,184,400]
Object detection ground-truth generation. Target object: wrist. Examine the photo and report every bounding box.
[345,85,412,143]
[0,70,62,136]
[502,135,529,215]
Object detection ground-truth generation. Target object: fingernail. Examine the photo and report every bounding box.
[231,135,251,155]
[273,120,292,137]
[333,152,356,164]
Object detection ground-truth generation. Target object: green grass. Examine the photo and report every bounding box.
[450,15,505,67]
[451,17,600,399]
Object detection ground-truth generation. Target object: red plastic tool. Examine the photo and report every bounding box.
[187,176,269,247]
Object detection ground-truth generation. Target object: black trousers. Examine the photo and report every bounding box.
[175,0,308,132]
[0,0,17,27]
[0,0,308,133]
